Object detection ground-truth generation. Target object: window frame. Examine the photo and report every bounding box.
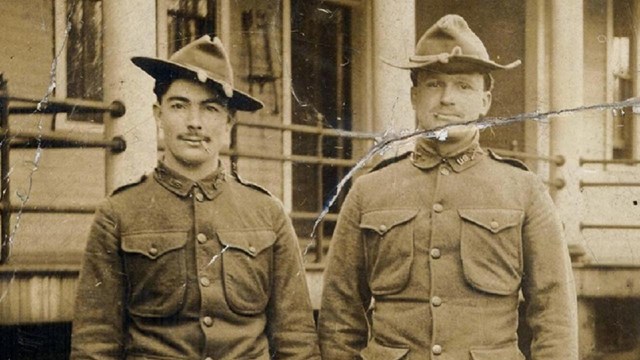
[53,0,105,133]
[605,0,640,161]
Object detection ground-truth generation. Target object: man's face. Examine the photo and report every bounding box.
[154,79,232,172]
[411,71,492,135]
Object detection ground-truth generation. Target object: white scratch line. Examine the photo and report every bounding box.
[206,245,230,267]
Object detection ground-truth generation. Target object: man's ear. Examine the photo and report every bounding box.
[152,102,162,125]
[480,91,492,117]
[410,86,418,110]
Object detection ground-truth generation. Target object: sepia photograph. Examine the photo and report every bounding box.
[0,0,639,359]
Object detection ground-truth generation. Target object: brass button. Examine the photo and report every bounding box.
[195,191,205,202]
[430,248,441,259]
[379,224,388,233]
[148,247,158,256]
[433,203,444,213]
[439,167,450,176]
[248,246,257,254]
[205,357,213,360]
[432,344,442,355]
[431,296,442,307]
[196,233,207,244]
[490,221,499,230]
[200,277,211,287]
[202,316,213,327]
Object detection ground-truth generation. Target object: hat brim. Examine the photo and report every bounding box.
[382,55,521,73]
[131,57,264,112]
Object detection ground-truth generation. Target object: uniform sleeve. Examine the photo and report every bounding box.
[265,201,321,359]
[521,177,578,360]
[317,181,371,359]
[70,200,126,359]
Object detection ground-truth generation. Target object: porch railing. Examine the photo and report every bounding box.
[0,74,126,264]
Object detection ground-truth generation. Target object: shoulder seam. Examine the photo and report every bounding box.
[370,152,411,173]
[234,173,273,197]
[487,149,529,171]
[110,174,148,196]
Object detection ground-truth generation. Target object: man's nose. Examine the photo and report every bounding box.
[186,107,203,130]
[440,84,456,105]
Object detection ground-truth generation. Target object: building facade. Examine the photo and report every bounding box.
[1,0,640,359]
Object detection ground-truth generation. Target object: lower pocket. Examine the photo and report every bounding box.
[360,339,409,360]
[469,341,525,360]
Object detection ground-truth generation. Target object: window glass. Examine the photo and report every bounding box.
[67,0,103,122]
[167,0,216,54]
[612,0,634,159]
[291,0,353,253]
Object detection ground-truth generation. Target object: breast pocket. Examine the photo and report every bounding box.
[458,209,524,295]
[218,230,276,315]
[360,209,418,295]
[121,231,188,317]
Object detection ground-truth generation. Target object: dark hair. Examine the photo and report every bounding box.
[410,69,494,91]
[153,78,174,103]
[153,78,237,122]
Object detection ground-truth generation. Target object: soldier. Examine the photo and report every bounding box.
[71,35,320,360]
[318,14,578,360]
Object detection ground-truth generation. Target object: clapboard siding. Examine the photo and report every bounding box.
[0,273,78,324]
[0,0,54,96]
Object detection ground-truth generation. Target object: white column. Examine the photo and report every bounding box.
[372,0,415,135]
[524,0,550,177]
[103,1,158,193]
[549,1,585,252]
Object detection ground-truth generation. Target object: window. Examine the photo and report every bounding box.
[165,0,217,55]
[611,0,634,159]
[291,0,354,252]
[66,0,103,122]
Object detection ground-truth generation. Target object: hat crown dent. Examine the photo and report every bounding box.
[170,36,235,95]
[416,14,489,61]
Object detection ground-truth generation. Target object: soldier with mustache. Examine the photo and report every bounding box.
[71,36,320,360]
[318,14,578,360]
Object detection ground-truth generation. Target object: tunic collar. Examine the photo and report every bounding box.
[154,161,226,200]
[411,129,484,172]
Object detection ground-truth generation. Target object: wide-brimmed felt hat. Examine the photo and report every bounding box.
[132,35,263,112]
[384,14,521,73]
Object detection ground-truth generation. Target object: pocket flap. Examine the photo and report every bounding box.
[470,341,524,360]
[360,209,419,235]
[122,231,188,259]
[217,230,276,257]
[458,209,523,233]
[360,340,409,360]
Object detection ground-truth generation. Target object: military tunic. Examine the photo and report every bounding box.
[318,138,578,360]
[71,162,320,360]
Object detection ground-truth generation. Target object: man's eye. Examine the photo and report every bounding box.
[205,104,220,112]
[170,103,187,110]
[426,81,440,88]
[459,83,472,90]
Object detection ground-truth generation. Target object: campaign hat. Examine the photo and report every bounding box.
[132,35,263,112]
[384,14,521,73]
